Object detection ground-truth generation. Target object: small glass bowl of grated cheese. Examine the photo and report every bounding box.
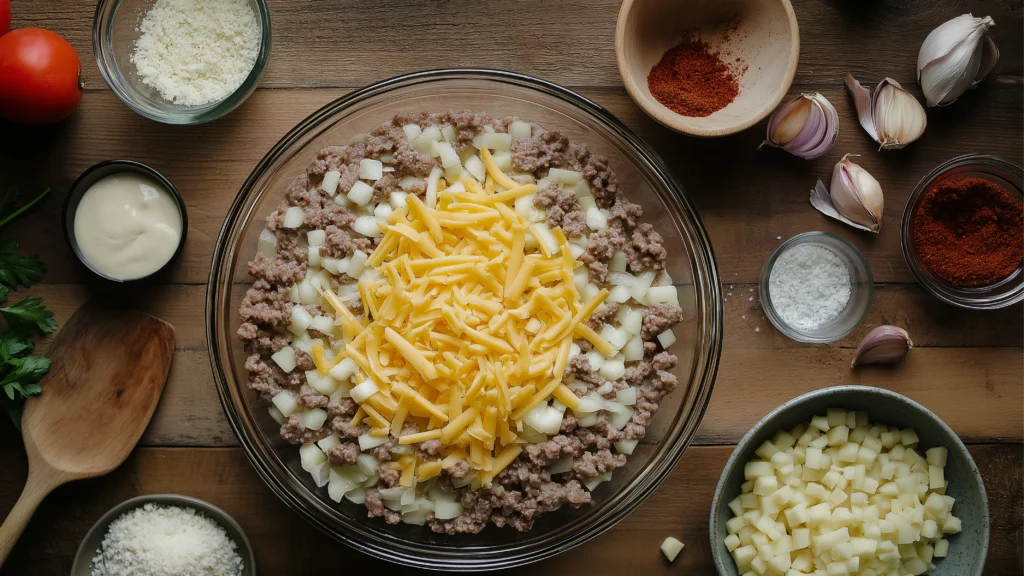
[760,232,873,343]
[93,0,271,124]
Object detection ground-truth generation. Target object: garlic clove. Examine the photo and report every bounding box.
[975,35,1000,86]
[809,155,883,233]
[844,73,879,142]
[762,93,839,160]
[845,74,926,150]
[851,325,913,367]
[918,14,997,107]
[873,79,927,149]
[768,96,813,145]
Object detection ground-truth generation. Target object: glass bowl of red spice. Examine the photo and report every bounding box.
[902,154,1024,310]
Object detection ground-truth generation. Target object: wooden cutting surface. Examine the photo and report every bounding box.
[0,0,1021,574]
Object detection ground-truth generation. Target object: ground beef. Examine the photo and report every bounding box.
[511,131,571,174]
[328,416,360,437]
[641,303,685,339]
[580,228,625,283]
[280,414,330,445]
[533,183,586,238]
[371,172,401,204]
[322,224,372,258]
[608,198,643,231]
[587,302,620,330]
[296,385,329,409]
[626,223,668,273]
[307,144,367,180]
[327,443,360,466]
[242,110,685,535]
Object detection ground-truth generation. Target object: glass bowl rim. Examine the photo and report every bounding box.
[900,153,1024,310]
[92,0,273,125]
[205,68,723,570]
[759,231,874,344]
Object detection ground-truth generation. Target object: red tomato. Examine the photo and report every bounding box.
[0,28,83,124]
[0,0,10,37]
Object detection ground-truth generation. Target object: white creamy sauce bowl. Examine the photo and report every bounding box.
[63,161,187,282]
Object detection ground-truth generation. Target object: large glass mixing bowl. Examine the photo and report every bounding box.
[207,69,722,571]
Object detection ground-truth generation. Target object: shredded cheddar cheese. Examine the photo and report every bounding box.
[319,156,608,486]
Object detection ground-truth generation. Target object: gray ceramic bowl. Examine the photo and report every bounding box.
[71,494,256,575]
[710,386,989,576]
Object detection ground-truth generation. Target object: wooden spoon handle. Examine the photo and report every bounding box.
[0,471,57,566]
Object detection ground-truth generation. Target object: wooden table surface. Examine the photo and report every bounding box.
[1,1,1021,574]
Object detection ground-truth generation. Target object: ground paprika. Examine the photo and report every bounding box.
[647,39,740,118]
[912,175,1023,287]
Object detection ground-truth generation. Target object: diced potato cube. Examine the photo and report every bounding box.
[785,503,809,527]
[773,430,797,450]
[900,428,920,446]
[807,503,832,525]
[733,544,757,567]
[897,523,920,545]
[726,516,747,535]
[827,426,849,446]
[660,536,685,562]
[837,443,860,463]
[827,408,847,428]
[792,528,811,550]
[828,488,848,507]
[814,527,851,554]
[745,461,774,479]
[725,533,742,552]
[810,415,831,432]
[941,514,962,534]
[928,465,944,490]
[933,538,949,558]
[926,446,948,467]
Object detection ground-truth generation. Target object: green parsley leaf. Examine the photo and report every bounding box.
[0,241,46,291]
[1,296,57,335]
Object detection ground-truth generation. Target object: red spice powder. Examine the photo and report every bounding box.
[912,175,1023,287]
[647,39,740,117]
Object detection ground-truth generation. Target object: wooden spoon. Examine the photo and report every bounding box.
[0,303,174,565]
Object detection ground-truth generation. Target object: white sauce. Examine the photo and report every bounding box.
[74,172,183,280]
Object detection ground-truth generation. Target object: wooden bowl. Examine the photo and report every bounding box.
[615,0,800,137]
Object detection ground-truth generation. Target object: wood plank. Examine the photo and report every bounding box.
[9,0,1022,91]
[4,345,1019,448]
[2,84,1020,285]
[703,348,1024,444]
[15,282,1021,356]
[0,444,1018,575]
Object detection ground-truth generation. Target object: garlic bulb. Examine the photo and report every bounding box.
[810,154,884,233]
[761,93,839,160]
[844,74,927,150]
[852,325,913,367]
[918,14,999,107]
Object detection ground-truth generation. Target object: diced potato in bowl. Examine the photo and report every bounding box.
[710,386,989,576]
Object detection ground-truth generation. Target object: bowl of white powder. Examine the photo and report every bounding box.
[71,494,255,576]
[93,0,271,124]
[760,232,873,343]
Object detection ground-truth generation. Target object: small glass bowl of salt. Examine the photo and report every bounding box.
[760,232,873,343]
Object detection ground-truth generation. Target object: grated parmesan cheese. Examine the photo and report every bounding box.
[90,503,244,576]
[132,0,261,107]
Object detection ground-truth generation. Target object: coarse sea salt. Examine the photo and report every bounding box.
[91,503,244,576]
[768,244,851,331]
